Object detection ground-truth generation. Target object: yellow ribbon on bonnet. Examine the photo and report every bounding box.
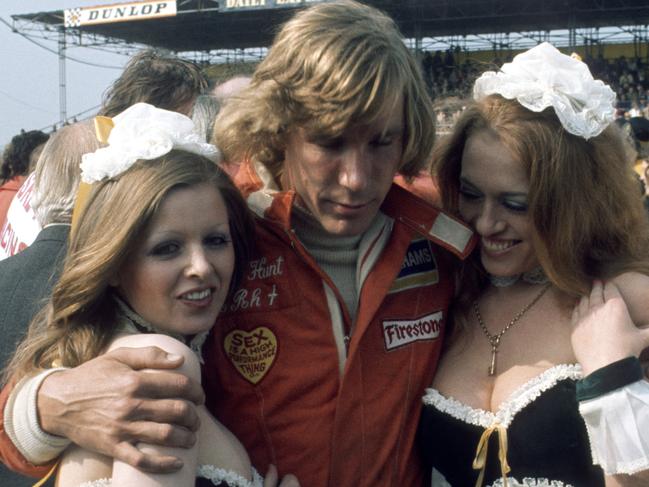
[472,422,511,487]
[70,116,114,230]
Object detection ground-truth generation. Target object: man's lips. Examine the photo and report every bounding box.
[326,199,373,213]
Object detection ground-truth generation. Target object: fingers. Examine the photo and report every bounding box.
[576,291,589,323]
[107,346,186,371]
[112,441,184,473]
[279,474,301,487]
[603,279,623,302]
[590,279,605,306]
[639,326,649,351]
[263,465,301,487]
[128,398,201,431]
[127,417,198,448]
[136,370,205,405]
[573,280,605,325]
[264,464,278,487]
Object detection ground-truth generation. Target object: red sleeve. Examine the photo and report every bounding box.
[0,379,56,478]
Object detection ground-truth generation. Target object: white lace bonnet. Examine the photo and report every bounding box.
[473,42,616,140]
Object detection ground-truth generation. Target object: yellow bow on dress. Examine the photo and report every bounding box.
[70,116,114,230]
[472,422,511,487]
[32,460,60,487]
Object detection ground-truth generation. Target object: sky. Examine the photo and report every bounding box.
[0,0,129,147]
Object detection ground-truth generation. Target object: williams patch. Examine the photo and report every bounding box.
[389,238,438,294]
[383,311,443,351]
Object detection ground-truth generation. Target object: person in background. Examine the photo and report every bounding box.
[100,49,207,117]
[0,130,49,227]
[419,43,649,486]
[0,49,208,262]
[211,76,251,104]
[0,2,475,486]
[0,122,98,487]
[192,94,221,143]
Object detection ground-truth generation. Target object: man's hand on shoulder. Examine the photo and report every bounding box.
[37,346,204,472]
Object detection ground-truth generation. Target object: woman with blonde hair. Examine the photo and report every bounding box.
[3,104,297,487]
[419,43,649,486]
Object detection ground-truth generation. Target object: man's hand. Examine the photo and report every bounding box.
[571,280,649,376]
[37,346,205,472]
[263,464,301,487]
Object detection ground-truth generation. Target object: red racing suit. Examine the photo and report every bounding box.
[0,160,475,486]
[203,160,476,486]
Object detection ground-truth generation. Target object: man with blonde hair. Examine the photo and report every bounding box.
[0,2,474,485]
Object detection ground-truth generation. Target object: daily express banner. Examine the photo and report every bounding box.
[222,0,326,12]
[64,1,177,27]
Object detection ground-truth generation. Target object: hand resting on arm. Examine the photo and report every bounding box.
[34,346,204,473]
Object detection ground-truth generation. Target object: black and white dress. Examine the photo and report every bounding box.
[418,364,604,487]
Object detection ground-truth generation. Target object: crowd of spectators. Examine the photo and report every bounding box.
[423,48,649,132]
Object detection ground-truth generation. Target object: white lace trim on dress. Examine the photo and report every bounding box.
[422,364,583,428]
[77,465,263,487]
[78,479,110,487]
[197,465,263,487]
[488,477,573,487]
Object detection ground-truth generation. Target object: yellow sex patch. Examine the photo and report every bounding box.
[224,327,277,384]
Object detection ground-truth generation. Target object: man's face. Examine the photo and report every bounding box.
[281,97,404,236]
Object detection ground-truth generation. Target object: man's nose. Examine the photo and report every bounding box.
[338,147,370,192]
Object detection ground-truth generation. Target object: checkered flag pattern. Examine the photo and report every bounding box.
[64,8,82,28]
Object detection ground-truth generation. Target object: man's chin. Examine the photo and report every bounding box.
[320,217,371,237]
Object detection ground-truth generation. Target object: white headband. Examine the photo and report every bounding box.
[80,102,220,184]
[473,42,616,139]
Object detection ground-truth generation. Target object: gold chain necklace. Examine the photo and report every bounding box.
[473,283,551,376]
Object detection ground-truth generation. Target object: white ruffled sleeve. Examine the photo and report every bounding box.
[579,379,649,475]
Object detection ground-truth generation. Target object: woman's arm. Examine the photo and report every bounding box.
[571,278,649,479]
[56,333,212,487]
[0,346,204,479]
[103,333,203,487]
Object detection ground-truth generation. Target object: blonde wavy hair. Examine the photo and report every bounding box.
[433,95,649,303]
[4,152,255,383]
[213,0,434,181]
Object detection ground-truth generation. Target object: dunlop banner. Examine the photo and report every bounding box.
[64,1,177,27]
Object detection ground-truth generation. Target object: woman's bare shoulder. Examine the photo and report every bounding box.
[612,272,649,327]
[107,333,201,380]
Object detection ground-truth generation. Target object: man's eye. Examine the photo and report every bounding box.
[371,137,393,147]
[459,187,481,200]
[314,137,344,150]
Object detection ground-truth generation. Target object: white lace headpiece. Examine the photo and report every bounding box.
[80,102,220,183]
[473,42,616,139]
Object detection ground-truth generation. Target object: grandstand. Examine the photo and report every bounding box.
[9,0,649,127]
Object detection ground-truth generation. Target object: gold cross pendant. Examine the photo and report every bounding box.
[489,345,498,376]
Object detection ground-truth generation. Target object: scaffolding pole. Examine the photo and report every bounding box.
[58,28,67,124]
